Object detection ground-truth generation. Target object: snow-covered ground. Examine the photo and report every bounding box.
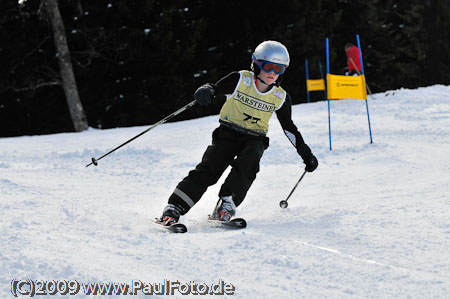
[1,85,450,298]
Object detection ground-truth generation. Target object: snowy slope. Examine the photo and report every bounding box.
[1,85,450,298]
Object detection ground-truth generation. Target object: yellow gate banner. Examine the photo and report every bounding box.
[326,74,367,100]
[306,79,325,92]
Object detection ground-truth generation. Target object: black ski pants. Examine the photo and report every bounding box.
[168,125,269,214]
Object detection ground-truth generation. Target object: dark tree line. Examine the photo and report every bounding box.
[1,0,449,137]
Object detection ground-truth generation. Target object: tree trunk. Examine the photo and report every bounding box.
[72,0,84,17]
[44,0,88,132]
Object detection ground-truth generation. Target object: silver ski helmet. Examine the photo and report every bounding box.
[252,40,290,67]
[251,41,290,85]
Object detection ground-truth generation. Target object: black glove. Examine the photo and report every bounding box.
[194,84,215,106]
[297,143,319,173]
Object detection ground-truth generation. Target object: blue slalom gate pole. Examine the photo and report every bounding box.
[356,34,373,144]
[326,37,332,150]
[305,59,310,103]
[318,60,327,103]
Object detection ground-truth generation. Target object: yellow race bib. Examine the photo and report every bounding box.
[219,70,286,136]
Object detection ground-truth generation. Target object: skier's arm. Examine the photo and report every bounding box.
[214,71,240,93]
[193,72,239,106]
[276,94,318,172]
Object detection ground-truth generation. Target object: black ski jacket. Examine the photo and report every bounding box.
[211,71,309,155]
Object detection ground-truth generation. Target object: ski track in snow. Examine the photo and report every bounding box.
[1,85,450,298]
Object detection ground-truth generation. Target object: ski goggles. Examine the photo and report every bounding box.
[253,57,286,75]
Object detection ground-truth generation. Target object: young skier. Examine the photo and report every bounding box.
[158,40,318,226]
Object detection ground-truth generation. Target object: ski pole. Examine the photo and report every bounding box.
[86,100,197,167]
[279,171,307,209]
[348,57,374,98]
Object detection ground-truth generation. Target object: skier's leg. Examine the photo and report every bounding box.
[167,127,239,214]
[218,137,267,207]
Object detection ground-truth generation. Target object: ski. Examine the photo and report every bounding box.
[153,219,187,233]
[153,217,247,233]
[207,217,247,229]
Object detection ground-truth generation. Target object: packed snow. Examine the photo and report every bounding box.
[1,85,450,298]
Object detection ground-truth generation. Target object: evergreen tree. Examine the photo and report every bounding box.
[1,0,449,136]
[0,0,75,136]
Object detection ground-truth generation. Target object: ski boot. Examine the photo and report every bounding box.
[210,196,236,221]
[157,204,182,226]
